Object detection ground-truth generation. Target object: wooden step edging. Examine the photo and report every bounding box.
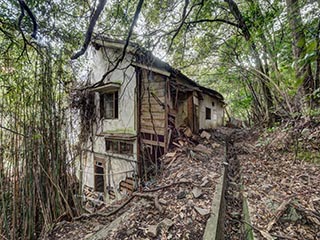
[203,162,227,239]
[203,164,227,240]
[242,194,255,240]
[240,165,255,240]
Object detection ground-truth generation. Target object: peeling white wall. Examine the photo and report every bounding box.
[91,47,137,135]
[81,46,138,202]
[199,94,224,129]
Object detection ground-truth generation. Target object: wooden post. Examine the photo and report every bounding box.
[187,93,194,132]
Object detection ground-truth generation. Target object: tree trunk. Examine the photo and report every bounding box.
[315,19,320,91]
[224,0,274,124]
[285,0,315,107]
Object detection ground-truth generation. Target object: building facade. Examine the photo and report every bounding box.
[80,37,225,202]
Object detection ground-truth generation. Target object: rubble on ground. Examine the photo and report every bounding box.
[46,128,225,240]
[46,120,320,240]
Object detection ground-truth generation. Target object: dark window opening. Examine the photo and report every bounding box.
[142,133,151,140]
[100,91,118,119]
[105,139,133,155]
[94,162,104,192]
[156,135,165,142]
[120,142,133,155]
[112,141,119,152]
[105,140,112,151]
[212,101,215,107]
[206,107,211,120]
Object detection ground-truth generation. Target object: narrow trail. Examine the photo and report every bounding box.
[211,127,254,239]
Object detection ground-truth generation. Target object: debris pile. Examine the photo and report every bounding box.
[82,185,105,213]
[107,129,224,239]
[46,129,225,240]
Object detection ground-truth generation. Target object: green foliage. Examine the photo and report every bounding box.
[0,1,86,238]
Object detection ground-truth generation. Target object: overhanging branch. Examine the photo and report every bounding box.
[17,0,38,39]
[186,18,239,28]
[71,0,107,60]
[96,0,145,85]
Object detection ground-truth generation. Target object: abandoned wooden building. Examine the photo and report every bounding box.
[80,37,225,202]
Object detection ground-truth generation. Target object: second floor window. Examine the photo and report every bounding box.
[100,91,118,119]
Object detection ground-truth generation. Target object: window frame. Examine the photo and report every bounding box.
[100,91,119,119]
[94,156,105,193]
[105,139,134,156]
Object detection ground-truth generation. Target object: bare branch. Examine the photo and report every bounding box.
[71,0,107,60]
[17,0,38,39]
[167,0,190,51]
[96,0,144,85]
[0,124,27,137]
[186,18,239,28]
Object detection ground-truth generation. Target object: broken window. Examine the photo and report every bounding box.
[120,142,133,155]
[105,139,133,155]
[205,107,211,120]
[100,91,118,119]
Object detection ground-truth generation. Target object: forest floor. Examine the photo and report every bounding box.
[238,118,320,239]
[45,117,320,240]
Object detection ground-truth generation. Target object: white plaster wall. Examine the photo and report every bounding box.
[199,94,224,129]
[90,47,137,135]
[81,46,138,202]
[81,137,137,190]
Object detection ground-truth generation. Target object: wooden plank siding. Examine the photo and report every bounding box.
[139,69,168,149]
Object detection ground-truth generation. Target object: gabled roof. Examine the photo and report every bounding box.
[92,36,224,102]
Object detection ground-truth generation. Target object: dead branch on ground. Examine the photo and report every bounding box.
[132,192,163,213]
[142,180,192,192]
[73,195,135,221]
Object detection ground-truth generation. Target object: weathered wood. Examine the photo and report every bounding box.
[141,80,165,87]
[141,116,166,121]
[142,139,166,147]
[164,78,169,153]
[141,101,164,108]
[141,119,166,128]
[119,181,135,192]
[141,90,165,98]
[141,96,165,106]
[125,177,135,185]
[136,67,142,179]
[187,93,194,132]
[140,128,165,135]
[141,111,165,118]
